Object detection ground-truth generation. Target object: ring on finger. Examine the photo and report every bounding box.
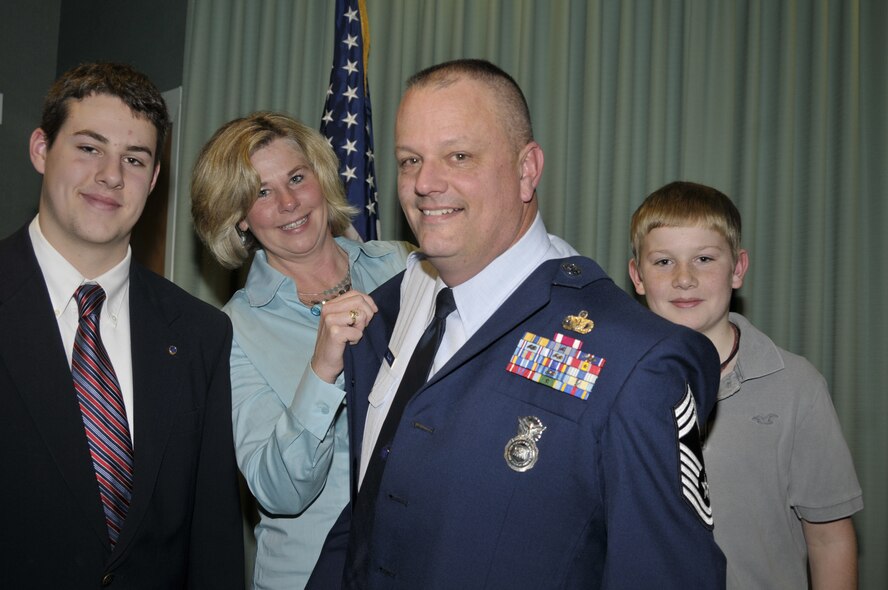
[348,309,360,327]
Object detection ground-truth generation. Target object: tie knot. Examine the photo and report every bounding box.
[434,287,456,320]
[75,284,107,320]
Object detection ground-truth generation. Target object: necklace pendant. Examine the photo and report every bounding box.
[297,253,352,314]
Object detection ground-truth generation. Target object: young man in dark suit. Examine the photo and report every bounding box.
[0,62,244,588]
[311,59,727,589]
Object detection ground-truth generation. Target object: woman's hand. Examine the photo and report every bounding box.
[310,290,378,383]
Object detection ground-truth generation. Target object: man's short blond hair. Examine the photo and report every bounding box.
[630,181,742,263]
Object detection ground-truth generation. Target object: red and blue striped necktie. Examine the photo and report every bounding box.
[71,284,134,547]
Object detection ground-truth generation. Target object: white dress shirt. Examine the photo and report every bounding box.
[359,213,578,484]
[29,216,136,440]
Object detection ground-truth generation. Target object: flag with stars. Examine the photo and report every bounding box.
[321,0,379,241]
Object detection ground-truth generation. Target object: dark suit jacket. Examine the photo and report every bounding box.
[312,256,726,589]
[0,226,244,589]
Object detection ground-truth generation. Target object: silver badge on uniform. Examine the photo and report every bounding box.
[504,416,546,472]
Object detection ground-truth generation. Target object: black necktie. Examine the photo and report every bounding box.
[346,287,457,583]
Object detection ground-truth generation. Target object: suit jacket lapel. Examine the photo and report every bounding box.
[344,273,402,499]
[353,260,571,412]
[424,257,603,389]
[110,264,180,556]
[0,229,109,546]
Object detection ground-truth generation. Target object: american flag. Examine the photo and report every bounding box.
[321,0,379,241]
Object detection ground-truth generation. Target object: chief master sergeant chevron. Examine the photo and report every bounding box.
[312,58,727,589]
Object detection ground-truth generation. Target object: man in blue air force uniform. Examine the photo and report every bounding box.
[309,58,726,589]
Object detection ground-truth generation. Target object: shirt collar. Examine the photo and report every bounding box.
[29,215,131,320]
[452,213,556,336]
[730,312,784,380]
[403,213,559,339]
[719,312,785,400]
[243,237,381,307]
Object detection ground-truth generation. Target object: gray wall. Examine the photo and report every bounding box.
[56,0,187,91]
[0,0,62,238]
[0,0,187,239]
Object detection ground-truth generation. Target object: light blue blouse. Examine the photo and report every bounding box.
[224,237,411,590]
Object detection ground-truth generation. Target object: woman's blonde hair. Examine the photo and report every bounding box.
[191,111,357,269]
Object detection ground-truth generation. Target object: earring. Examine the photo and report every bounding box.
[236,226,248,247]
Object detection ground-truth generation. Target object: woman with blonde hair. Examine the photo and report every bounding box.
[191,112,411,589]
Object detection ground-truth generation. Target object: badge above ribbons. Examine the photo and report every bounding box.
[562,310,594,334]
[506,332,605,400]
